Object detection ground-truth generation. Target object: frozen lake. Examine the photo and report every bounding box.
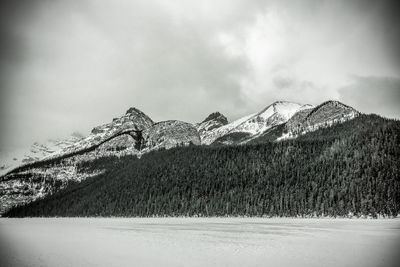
[1,218,399,267]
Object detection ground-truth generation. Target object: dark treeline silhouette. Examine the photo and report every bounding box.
[5,114,400,217]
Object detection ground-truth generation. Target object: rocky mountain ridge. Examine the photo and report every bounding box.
[0,100,361,215]
[201,101,314,145]
[196,112,228,139]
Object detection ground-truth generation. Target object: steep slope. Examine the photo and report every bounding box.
[196,112,228,140]
[231,101,312,135]
[144,120,201,150]
[200,113,256,145]
[3,107,154,174]
[208,101,312,145]
[279,100,360,140]
[250,101,360,143]
[0,107,155,214]
[7,114,399,218]
[57,107,154,156]
[0,133,84,176]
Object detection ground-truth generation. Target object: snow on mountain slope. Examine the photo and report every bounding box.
[200,101,313,145]
[231,101,313,136]
[196,112,228,138]
[0,108,155,214]
[0,108,205,215]
[1,107,154,178]
[51,107,154,158]
[27,133,85,162]
[278,100,360,140]
[200,113,256,145]
[0,133,84,176]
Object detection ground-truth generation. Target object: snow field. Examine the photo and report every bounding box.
[1,217,399,267]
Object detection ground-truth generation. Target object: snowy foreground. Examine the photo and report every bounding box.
[1,218,399,267]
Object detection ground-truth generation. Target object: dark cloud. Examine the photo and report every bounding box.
[339,75,400,119]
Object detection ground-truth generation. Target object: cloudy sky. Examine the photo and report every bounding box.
[0,0,399,159]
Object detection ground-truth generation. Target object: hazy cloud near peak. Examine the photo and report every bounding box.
[0,0,399,159]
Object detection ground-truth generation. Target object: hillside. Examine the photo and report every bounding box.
[5,114,400,218]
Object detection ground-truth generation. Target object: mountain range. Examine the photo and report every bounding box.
[0,99,392,216]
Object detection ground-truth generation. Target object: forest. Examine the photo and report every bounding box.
[5,114,400,217]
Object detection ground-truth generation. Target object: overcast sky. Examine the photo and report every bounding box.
[0,0,399,158]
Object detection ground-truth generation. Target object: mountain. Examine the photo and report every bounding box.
[199,112,256,145]
[143,120,201,150]
[281,100,359,139]
[196,112,228,139]
[5,114,399,218]
[0,132,84,176]
[231,101,312,135]
[0,100,368,215]
[58,107,155,157]
[0,107,199,214]
[250,100,360,144]
[208,101,314,145]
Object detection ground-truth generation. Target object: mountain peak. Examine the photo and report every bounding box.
[197,112,229,140]
[310,100,359,117]
[126,107,144,115]
[319,100,346,107]
[281,100,360,140]
[90,107,154,135]
[257,101,305,119]
[201,112,228,124]
[271,100,300,106]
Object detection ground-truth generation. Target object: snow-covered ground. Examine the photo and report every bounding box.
[1,218,399,267]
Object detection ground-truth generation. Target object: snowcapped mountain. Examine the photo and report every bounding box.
[0,133,84,176]
[199,101,313,145]
[196,112,228,138]
[278,100,360,140]
[0,107,203,214]
[230,101,312,135]
[0,100,361,215]
[198,112,256,145]
[53,107,155,157]
[27,132,85,162]
[249,100,360,143]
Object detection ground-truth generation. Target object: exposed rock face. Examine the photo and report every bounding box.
[201,112,228,125]
[230,101,312,135]
[279,100,360,140]
[97,134,139,152]
[27,107,154,163]
[199,101,313,145]
[87,107,153,144]
[197,112,228,141]
[199,113,256,145]
[144,120,201,150]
